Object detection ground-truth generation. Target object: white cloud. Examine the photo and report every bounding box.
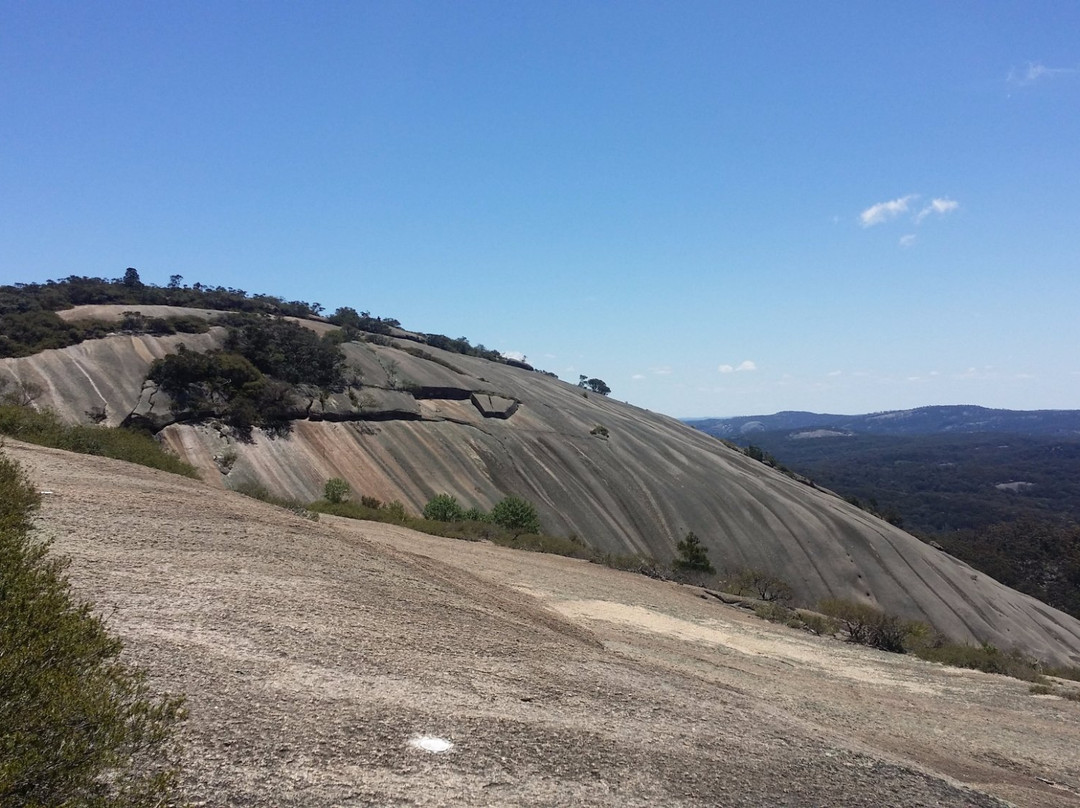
[1008,61,1078,86]
[899,234,917,248]
[915,197,959,224]
[720,360,756,373]
[631,373,645,380]
[651,366,673,376]
[501,350,527,362]
[827,370,842,377]
[860,195,917,227]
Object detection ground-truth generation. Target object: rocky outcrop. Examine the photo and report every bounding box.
[470,393,519,419]
[7,305,1080,666]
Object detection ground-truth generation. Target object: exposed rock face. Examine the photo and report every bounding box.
[5,304,1080,666]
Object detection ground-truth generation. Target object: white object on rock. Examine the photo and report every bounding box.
[408,735,453,753]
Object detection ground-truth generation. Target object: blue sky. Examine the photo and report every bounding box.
[2,2,1078,417]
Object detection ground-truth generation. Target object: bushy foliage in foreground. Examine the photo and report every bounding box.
[0,450,187,806]
[0,405,199,478]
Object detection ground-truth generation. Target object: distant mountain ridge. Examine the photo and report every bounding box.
[687,405,1080,439]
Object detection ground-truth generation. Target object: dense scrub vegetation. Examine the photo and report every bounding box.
[2,270,527,370]
[721,431,1080,532]
[935,519,1080,620]
[0,402,199,479]
[0,270,325,357]
[146,315,348,437]
[0,450,187,806]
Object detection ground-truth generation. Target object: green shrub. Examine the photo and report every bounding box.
[590,424,609,438]
[462,506,489,523]
[382,500,409,521]
[490,495,541,536]
[908,639,1044,681]
[795,610,839,636]
[1046,664,1080,683]
[324,478,350,504]
[753,601,794,624]
[491,531,594,559]
[423,493,464,522]
[359,495,381,509]
[231,480,318,521]
[0,450,187,806]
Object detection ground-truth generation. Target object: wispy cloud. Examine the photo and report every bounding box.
[651,366,673,376]
[501,350,527,362]
[719,360,757,374]
[860,195,959,245]
[915,197,959,224]
[631,373,645,381]
[860,195,917,227]
[1008,61,1078,86]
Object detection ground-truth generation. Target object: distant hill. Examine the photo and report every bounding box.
[687,405,1080,439]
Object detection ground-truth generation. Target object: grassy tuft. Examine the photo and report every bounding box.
[229,480,318,521]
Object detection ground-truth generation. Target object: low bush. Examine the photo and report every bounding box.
[490,531,594,559]
[1046,664,1080,683]
[817,597,910,653]
[794,610,839,636]
[323,477,350,504]
[727,568,793,603]
[462,506,489,522]
[490,495,542,536]
[0,450,187,806]
[0,405,198,478]
[592,552,666,578]
[752,601,794,624]
[908,639,1044,682]
[230,480,318,521]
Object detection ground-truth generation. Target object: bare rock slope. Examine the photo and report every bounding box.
[12,440,1080,808]
[4,304,1080,666]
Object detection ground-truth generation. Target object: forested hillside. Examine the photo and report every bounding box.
[692,423,1080,620]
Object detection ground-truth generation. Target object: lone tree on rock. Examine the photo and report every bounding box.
[674,531,715,574]
[577,376,611,396]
